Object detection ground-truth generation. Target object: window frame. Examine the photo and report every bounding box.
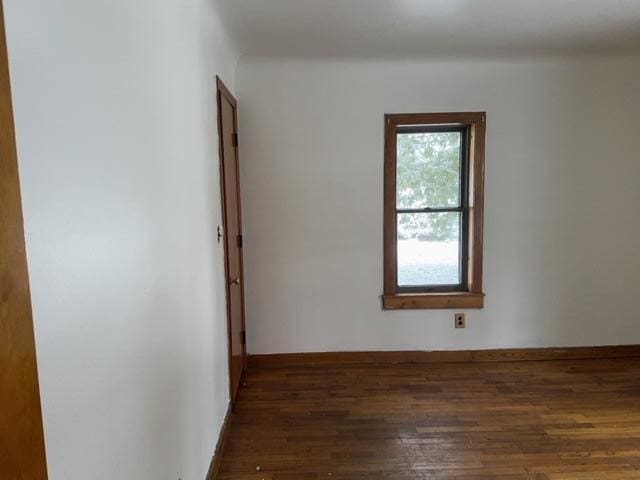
[383,112,486,310]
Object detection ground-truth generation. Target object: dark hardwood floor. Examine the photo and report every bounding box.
[218,358,640,479]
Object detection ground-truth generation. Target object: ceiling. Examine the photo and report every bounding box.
[214,0,640,58]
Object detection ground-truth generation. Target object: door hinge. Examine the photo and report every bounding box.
[232,132,239,147]
[240,330,246,345]
[237,234,243,248]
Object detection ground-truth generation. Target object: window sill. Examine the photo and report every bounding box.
[382,292,485,310]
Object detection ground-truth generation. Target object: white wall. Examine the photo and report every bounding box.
[5,1,237,479]
[237,56,640,354]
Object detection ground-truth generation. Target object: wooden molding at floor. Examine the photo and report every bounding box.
[247,344,640,369]
[206,404,232,480]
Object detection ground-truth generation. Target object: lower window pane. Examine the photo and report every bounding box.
[397,212,461,286]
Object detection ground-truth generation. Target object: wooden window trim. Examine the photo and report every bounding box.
[383,112,486,310]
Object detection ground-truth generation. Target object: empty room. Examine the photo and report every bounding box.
[2,1,640,479]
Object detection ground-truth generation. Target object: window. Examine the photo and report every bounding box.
[383,112,486,309]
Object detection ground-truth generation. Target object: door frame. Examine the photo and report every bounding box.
[0,2,49,477]
[216,76,247,405]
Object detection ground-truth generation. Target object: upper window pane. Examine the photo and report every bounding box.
[396,131,461,209]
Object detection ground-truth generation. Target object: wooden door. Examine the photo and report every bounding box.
[216,77,246,404]
[0,2,49,478]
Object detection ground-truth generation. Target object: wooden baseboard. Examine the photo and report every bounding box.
[248,345,640,369]
[205,404,232,480]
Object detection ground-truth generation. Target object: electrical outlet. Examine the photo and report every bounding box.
[455,313,466,329]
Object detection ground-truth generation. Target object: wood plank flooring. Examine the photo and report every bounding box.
[218,358,640,479]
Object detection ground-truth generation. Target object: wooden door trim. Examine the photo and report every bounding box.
[216,76,236,108]
[216,76,246,406]
[0,2,49,477]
